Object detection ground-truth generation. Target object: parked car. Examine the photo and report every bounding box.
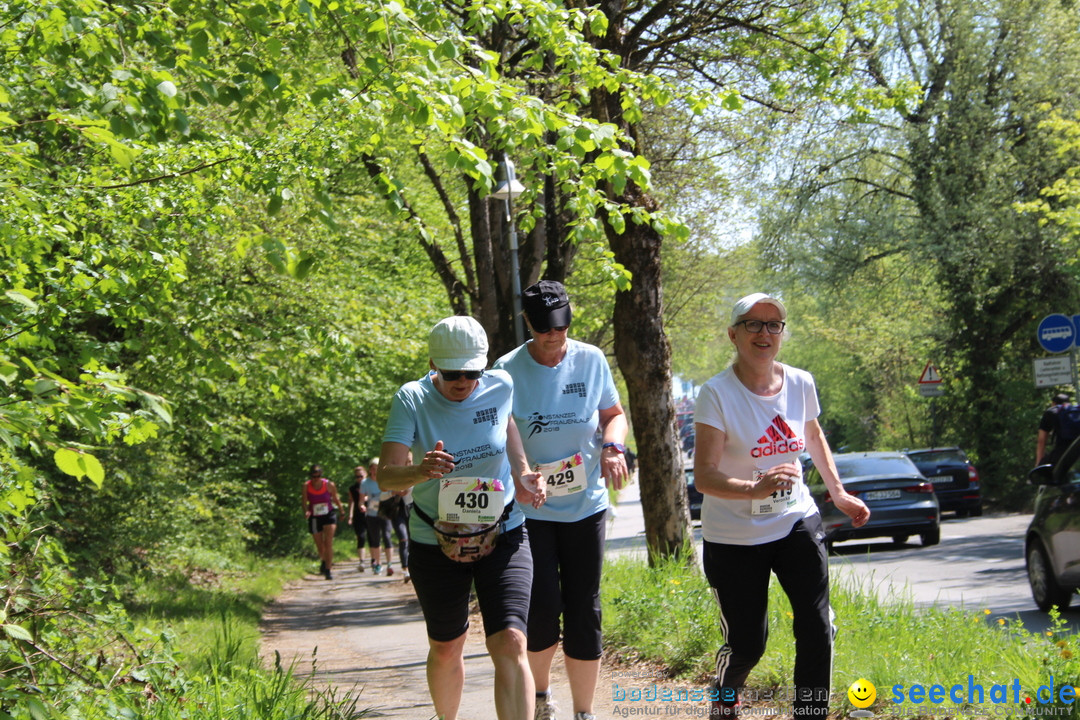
[903,447,983,517]
[806,451,941,552]
[1025,437,1080,611]
[686,468,702,520]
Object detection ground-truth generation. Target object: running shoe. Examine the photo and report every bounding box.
[534,695,558,720]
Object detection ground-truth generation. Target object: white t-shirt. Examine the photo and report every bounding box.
[694,363,820,545]
[381,369,524,545]
[494,339,620,523]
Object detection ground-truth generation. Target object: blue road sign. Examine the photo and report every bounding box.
[1039,314,1075,353]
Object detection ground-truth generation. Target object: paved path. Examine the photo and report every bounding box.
[260,481,662,720]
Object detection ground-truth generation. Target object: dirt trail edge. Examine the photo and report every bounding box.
[259,483,687,720]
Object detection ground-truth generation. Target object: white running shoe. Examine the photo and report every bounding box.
[534,696,558,720]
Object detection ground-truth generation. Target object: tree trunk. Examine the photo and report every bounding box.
[606,185,692,562]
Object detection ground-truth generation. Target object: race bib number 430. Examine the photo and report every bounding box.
[534,453,586,497]
[438,477,505,523]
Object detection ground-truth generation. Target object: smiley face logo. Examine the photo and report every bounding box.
[847,678,876,709]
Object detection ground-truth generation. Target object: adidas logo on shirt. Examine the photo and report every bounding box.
[751,415,805,458]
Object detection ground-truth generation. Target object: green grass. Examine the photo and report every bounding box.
[602,554,1080,718]
[8,536,374,720]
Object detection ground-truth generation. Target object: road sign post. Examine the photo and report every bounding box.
[1035,313,1080,399]
[917,361,943,446]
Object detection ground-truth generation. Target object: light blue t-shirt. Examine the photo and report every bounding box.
[381,369,524,545]
[494,339,620,523]
[359,477,383,518]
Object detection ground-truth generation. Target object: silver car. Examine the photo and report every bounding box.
[806,451,941,552]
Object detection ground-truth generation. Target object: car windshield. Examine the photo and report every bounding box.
[908,449,965,465]
[835,455,919,479]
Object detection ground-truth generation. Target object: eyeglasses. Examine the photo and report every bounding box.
[438,369,485,381]
[735,319,786,335]
[533,325,569,335]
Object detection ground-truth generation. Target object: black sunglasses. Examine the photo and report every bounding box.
[438,369,485,381]
[533,324,569,334]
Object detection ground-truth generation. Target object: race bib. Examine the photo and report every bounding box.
[751,469,800,516]
[312,502,330,516]
[437,477,505,523]
[534,453,586,497]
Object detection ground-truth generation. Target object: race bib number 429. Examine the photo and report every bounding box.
[438,477,505,523]
[534,453,586,497]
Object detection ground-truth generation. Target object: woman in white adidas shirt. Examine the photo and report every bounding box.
[693,293,869,719]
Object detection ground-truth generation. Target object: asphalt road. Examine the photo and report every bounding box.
[824,511,1076,632]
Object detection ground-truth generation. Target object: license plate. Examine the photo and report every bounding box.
[865,489,901,501]
[929,475,952,484]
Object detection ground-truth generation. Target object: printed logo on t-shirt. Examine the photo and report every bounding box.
[562,382,587,398]
[473,407,498,426]
[525,411,585,438]
[751,415,805,458]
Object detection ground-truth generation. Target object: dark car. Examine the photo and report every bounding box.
[686,468,702,520]
[904,447,983,517]
[807,451,941,552]
[1025,437,1080,611]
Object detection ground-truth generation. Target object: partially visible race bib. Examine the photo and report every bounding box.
[312,502,330,516]
[437,477,505,523]
[534,453,586,497]
[750,469,800,516]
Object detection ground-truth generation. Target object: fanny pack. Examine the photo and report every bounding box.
[413,501,514,563]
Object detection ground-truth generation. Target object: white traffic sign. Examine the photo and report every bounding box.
[1034,356,1074,388]
[918,362,942,385]
[919,384,944,397]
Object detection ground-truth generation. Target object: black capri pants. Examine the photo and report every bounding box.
[365,515,392,549]
[352,517,367,547]
[525,509,607,659]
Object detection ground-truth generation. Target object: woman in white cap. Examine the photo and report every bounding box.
[494,280,629,720]
[693,293,870,719]
[378,315,546,720]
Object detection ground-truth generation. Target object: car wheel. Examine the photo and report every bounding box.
[892,534,909,545]
[955,509,969,519]
[1027,542,1072,612]
[971,505,983,517]
[920,526,941,547]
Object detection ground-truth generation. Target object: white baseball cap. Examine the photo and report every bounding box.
[428,316,489,371]
[730,293,787,327]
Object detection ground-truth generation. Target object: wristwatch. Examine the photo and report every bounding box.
[602,442,626,454]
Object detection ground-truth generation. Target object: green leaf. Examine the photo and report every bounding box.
[0,364,17,386]
[54,448,84,477]
[26,699,50,720]
[191,30,209,58]
[157,80,178,98]
[3,624,32,642]
[291,254,317,280]
[4,290,38,311]
[53,449,105,488]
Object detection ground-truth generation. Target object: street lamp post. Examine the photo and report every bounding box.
[491,154,527,346]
